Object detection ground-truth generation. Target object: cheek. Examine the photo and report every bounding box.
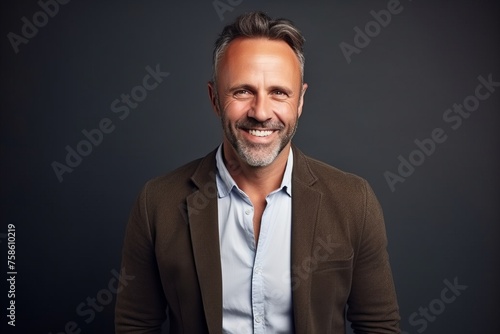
[273,101,300,120]
[222,99,251,118]
[221,98,300,122]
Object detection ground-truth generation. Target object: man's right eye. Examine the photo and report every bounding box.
[234,90,251,97]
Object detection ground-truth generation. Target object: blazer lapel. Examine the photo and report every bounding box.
[184,146,321,333]
[291,146,322,333]
[187,150,222,333]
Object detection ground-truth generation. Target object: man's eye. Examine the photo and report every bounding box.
[234,90,251,96]
[273,90,288,97]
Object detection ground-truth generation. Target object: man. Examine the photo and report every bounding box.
[115,11,400,334]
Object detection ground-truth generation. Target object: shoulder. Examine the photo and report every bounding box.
[294,149,385,245]
[141,149,217,204]
[147,158,202,191]
[294,148,369,196]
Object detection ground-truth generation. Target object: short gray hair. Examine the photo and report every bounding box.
[211,11,305,85]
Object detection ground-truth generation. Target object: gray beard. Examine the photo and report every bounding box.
[221,113,298,167]
[235,139,283,167]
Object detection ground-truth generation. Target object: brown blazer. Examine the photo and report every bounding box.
[115,146,400,333]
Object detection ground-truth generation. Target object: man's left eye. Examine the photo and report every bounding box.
[273,91,288,97]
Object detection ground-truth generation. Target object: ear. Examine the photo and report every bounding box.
[207,81,221,116]
[297,83,308,118]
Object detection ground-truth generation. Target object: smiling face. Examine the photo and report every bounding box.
[209,37,307,167]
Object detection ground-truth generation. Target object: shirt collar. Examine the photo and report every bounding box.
[215,144,294,198]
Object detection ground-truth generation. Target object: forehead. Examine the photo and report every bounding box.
[218,37,301,79]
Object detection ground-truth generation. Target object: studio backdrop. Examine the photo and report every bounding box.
[1,0,499,333]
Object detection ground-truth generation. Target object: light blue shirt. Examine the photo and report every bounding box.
[215,145,294,334]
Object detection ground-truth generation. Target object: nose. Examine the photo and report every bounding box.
[247,94,272,123]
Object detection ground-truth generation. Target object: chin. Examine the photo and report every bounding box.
[237,143,284,167]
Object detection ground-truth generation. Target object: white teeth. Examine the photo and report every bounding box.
[248,129,273,137]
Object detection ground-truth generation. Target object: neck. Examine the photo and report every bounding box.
[222,142,291,197]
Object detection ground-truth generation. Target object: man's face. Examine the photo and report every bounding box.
[209,38,307,167]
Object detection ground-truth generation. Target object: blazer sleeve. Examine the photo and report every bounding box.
[115,183,167,333]
[346,180,401,334]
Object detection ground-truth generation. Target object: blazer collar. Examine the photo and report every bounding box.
[290,144,322,333]
[187,145,320,333]
[188,148,222,333]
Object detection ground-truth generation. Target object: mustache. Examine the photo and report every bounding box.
[235,119,285,130]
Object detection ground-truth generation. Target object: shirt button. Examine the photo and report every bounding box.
[245,208,252,215]
[255,315,262,323]
[255,267,262,274]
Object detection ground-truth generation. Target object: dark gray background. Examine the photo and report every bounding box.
[1,0,499,333]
